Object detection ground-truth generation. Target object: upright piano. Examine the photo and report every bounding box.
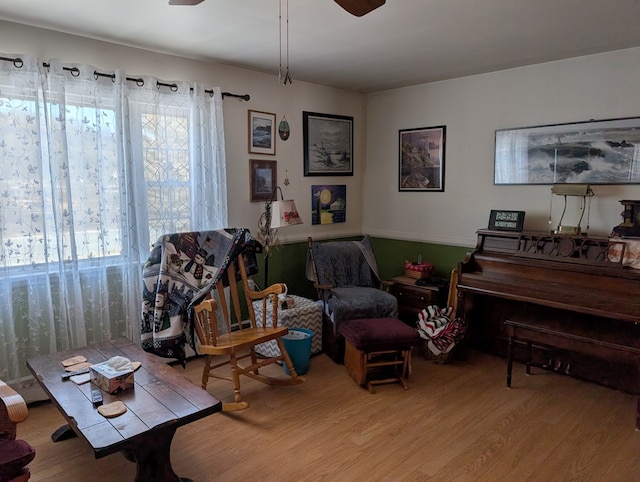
[458,229,640,393]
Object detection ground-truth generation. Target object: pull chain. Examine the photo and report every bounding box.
[278,0,292,85]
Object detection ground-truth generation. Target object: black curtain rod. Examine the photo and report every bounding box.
[0,55,250,101]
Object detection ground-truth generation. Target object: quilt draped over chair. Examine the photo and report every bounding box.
[141,228,258,362]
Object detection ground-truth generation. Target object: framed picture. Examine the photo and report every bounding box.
[399,125,446,192]
[311,184,346,225]
[494,116,640,185]
[249,159,277,202]
[303,111,353,176]
[248,110,276,155]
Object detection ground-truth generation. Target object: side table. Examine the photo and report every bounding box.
[254,295,323,357]
[390,276,447,325]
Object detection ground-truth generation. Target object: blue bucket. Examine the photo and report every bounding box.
[282,328,314,375]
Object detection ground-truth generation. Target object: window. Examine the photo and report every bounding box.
[0,88,204,267]
[0,56,227,384]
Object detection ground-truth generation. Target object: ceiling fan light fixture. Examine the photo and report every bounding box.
[334,0,386,17]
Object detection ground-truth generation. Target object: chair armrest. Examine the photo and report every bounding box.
[0,380,28,425]
[314,283,333,291]
[244,282,286,301]
[380,279,394,292]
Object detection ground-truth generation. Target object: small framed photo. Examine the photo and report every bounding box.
[249,159,277,202]
[399,125,446,192]
[248,110,276,155]
[303,111,353,176]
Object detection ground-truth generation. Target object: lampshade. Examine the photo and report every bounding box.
[551,183,593,196]
[549,183,594,235]
[270,199,303,229]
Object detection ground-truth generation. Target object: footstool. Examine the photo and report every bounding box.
[338,318,421,393]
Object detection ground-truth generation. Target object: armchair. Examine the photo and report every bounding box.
[0,380,35,482]
[306,235,398,362]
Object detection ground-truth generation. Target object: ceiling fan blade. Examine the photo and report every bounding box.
[334,0,386,17]
[168,0,205,5]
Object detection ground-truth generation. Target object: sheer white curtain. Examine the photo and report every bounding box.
[0,54,227,385]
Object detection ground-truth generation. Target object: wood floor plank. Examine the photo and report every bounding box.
[17,350,640,481]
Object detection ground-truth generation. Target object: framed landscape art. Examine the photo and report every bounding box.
[494,116,640,185]
[303,111,353,176]
[248,110,276,155]
[311,184,346,225]
[399,125,446,192]
[249,159,277,202]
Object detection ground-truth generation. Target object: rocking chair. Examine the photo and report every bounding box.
[193,253,304,411]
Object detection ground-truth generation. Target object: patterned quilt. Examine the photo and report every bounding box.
[141,227,259,362]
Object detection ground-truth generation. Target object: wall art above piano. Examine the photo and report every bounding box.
[494,116,640,185]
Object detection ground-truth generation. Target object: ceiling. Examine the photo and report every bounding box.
[1,0,639,93]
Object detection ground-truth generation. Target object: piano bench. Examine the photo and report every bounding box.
[504,318,640,431]
[339,318,421,393]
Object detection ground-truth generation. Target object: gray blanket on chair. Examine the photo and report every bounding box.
[305,235,380,288]
[306,236,397,333]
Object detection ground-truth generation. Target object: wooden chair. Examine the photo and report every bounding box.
[192,253,304,411]
[0,380,35,482]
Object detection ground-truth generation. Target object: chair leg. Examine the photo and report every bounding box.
[220,352,250,411]
[276,339,300,380]
[402,348,412,378]
[249,348,260,375]
[201,355,212,390]
[229,353,242,403]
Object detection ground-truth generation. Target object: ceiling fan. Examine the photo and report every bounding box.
[168,0,386,17]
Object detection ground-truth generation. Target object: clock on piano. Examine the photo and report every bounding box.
[488,210,525,232]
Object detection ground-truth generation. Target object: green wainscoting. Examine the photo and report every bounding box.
[259,236,471,298]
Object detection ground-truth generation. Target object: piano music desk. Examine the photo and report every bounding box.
[504,317,640,430]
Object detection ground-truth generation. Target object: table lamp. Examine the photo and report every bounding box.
[549,183,593,236]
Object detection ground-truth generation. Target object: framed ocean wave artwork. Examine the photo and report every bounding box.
[248,110,276,155]
[494,116,640,185]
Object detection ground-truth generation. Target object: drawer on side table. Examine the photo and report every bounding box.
[390,276,444,325]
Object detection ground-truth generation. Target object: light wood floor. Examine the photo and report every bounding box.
[18,350,640,481]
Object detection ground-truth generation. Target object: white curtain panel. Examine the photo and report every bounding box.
[0,54,227,385]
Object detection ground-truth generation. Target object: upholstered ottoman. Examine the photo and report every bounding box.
[338,318,421,393]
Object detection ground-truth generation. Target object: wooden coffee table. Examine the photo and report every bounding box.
[27,337,221,481]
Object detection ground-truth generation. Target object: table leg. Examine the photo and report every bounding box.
[121,424,185,482]
[51,424,77,442]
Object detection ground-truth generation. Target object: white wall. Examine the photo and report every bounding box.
[4,21,640,250]
[0,20,365,243]
[363,48,640,247]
